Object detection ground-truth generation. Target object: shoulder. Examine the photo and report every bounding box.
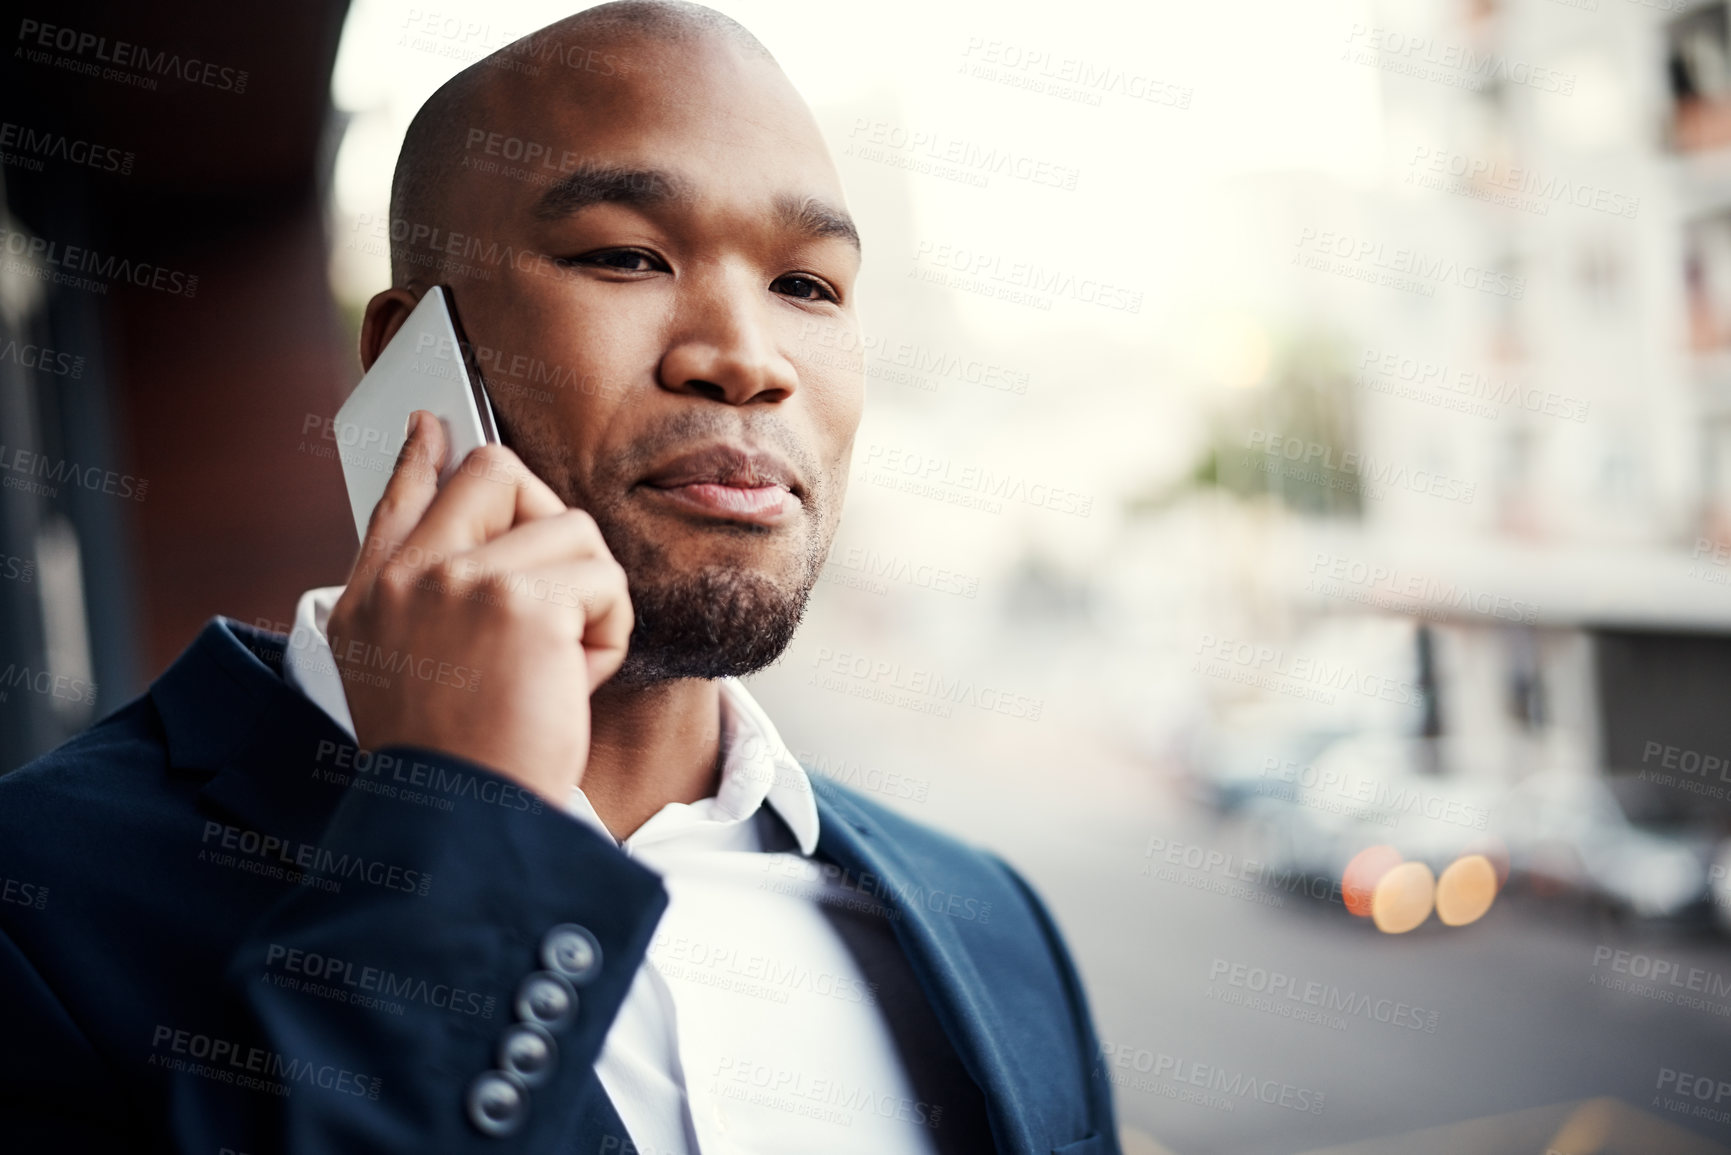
[0,694,172,823]
[0,693,187,944]
[805,770,1055,938]
[804,769,1115,1146]
[808,771,999,868]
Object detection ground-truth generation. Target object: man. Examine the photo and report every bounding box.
[0,3,1118,1152]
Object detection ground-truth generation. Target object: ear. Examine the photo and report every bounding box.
[359,288,422,372]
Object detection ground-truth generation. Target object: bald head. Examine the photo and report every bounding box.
[388,1,779,285]
[358,0,863,685]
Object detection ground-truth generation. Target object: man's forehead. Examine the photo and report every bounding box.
[429,27,854,248]
[513,158,858,251]
[487,28,810,143]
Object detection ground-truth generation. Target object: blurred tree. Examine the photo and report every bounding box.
[1131,331,1362,517]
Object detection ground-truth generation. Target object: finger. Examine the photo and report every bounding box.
[349,410,447,588]
[399,443,566,560]
[537,557,633,692]
[455,554,633,691]
[454,508,613,581]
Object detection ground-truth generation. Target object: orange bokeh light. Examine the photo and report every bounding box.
[1436,854,1499,927]
[1372,861,1436,934]
[1342,845,1404,918]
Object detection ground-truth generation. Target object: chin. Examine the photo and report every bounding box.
[613,560,815,685]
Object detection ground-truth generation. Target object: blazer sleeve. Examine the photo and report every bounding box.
[991,853,1123,1155]
[0,920,138,1146]
[166,745,668,1154]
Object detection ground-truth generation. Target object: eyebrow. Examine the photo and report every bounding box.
[530,163,861,253]
[531,164,693,220]
[775,193,861,253]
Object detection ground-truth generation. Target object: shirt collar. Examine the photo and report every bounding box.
[282,585,819,856]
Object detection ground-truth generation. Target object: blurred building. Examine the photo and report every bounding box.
[1139,0,1731,848]
[0,0,358,769]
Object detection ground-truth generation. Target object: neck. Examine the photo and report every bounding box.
[581,675,723,841]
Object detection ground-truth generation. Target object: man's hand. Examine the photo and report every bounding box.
[326,410,633,805]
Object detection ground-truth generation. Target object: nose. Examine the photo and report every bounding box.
[656,262,800,406]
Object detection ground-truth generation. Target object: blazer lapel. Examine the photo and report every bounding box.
[811,778,1040,1155]
[153,617,643,1149]
[151,617,359,846]
[154,617,1026,1153]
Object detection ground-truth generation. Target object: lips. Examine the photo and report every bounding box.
[638,444,804,525]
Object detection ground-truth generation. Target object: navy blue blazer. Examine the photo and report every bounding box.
[0,618,1118,1154]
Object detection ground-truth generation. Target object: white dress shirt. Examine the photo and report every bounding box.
[280,587,948,1154]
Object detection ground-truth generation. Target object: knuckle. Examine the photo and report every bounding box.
[561,507,604,544]
[374,559,415,594]
[368,493,405,530]
[465,443,519,480]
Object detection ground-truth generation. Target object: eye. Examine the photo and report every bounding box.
[772,273,839,304]
[563,248,669,273]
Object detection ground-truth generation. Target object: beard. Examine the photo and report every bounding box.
[499,405,835,685]
[602,525,823,685]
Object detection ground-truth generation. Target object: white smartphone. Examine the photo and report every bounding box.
[335,285,499,544]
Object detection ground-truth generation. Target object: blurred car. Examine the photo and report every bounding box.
[1500,770,1717,921]
[1234,734,1501,905]
[1233,734,1720,925]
